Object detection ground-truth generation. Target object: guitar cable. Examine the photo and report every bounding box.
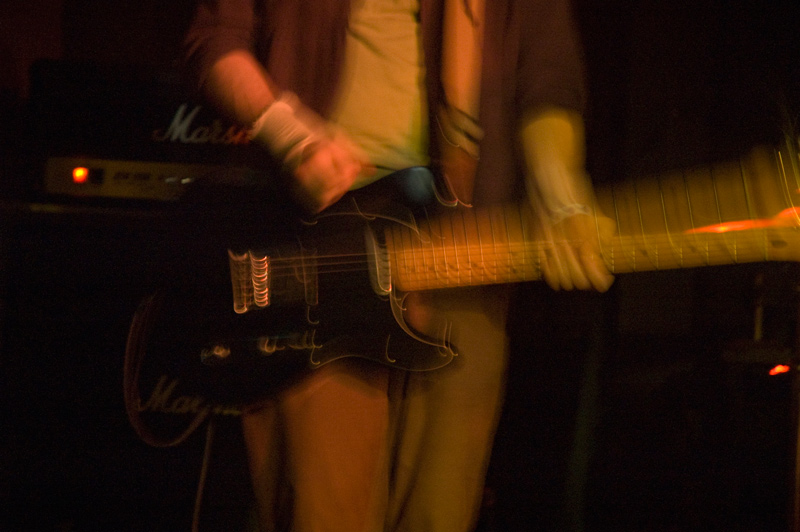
[191,417,217,532]
[123,293,219,530]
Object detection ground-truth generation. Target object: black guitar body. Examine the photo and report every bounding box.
[126,168,455,407]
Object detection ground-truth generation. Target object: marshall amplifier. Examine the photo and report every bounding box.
[0,60,267,530]
[23,59,270,203]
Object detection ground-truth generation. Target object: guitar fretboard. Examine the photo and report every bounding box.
[385,142,800,292]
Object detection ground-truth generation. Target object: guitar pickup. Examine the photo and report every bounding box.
[228,249,270,313]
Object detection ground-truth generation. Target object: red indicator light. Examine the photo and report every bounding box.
[685,219,772,234]
[769,364,791,376]
[72,167,89,183]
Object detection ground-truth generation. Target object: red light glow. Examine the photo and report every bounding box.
[72,167,89,184]
[769,364,791,376]
[685,219,773,234]
[685,207,800,234]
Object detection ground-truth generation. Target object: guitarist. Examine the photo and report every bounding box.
[184,0,614,530]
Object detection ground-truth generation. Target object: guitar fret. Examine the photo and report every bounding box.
[600,191,616,274]
[448,214,461,285]
[436,213,447,283]
[739,154,757,221]
[633,177,659,270]
[448,211,459,286]
[682,170,710,267]
[503,207,516,280]
[423,212,436,283]
[440,213,452,286]
[776,149,792,213]
[476,207,486,283]
[710,163,737,264]
[657,177,681,267]
[406,222,418,285]
[460,210,474,285]
[738,153,762,262]
[775,148,791,208]
[611,183,634,271]
[402,223,411,287]
[489,207,499,284]
[776,146,800,222]
[424,213,435,283]
[517,205,528,278]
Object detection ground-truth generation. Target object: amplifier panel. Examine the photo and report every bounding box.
[44,156,227,201]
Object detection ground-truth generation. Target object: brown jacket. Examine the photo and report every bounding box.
[184,0,586,205]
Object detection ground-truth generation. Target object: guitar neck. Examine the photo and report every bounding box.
[386,142,800,292]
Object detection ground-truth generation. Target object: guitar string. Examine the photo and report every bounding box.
[244,229,797,302]
[248,227,797,282]
[257,219,799,275]
[259,231,798,285]
[259,211,800,278]
[260,216,800,278]
[242,143,800,289]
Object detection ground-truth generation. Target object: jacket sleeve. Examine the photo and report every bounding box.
[183,0,259,92]
[516,0,587,118]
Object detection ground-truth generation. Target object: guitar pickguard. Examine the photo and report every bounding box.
[214,206,456,373]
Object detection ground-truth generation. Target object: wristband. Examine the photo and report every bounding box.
[549,203,592,223]
[249,92,325,169]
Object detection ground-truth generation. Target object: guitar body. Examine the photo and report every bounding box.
[126,168,455,406]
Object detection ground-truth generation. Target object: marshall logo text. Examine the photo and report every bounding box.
[152,104,250,145]
[139,375,240,423]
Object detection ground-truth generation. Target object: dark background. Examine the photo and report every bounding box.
[2,1,800,531]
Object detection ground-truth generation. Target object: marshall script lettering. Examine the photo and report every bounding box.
[139,375,241,419]
[152,104,250,145]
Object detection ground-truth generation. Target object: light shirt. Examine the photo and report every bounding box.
[330,0,428,188]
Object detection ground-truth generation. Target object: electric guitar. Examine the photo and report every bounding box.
[126,139,800,406]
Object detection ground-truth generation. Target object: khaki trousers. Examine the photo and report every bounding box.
[242,286,509,532]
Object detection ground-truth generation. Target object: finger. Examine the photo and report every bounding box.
[540,246,559,290]
[293,141,354,212]
[561,243,591,291]
[327,133,373,182]
[563,214,614,291]
[541,224,570,291]
[332,131,372,168]
[580,245,615,292]
[327,143,365,188]
[543,245,574,291]
[541,263,562,291]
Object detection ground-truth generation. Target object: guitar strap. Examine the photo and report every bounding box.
[437,0,485,206]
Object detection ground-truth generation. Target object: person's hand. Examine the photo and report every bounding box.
[535,208,615,292]
[248,91,374,213]
[291,132,373,213]
[519,107,614,292]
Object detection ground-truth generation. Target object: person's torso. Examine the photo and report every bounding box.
[329,0,429,188]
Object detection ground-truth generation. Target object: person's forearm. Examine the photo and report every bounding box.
[203,49,277,126]
[199,47,366,213]
[520,106,592,218]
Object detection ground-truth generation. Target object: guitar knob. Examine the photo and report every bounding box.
[200,343,231,364]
